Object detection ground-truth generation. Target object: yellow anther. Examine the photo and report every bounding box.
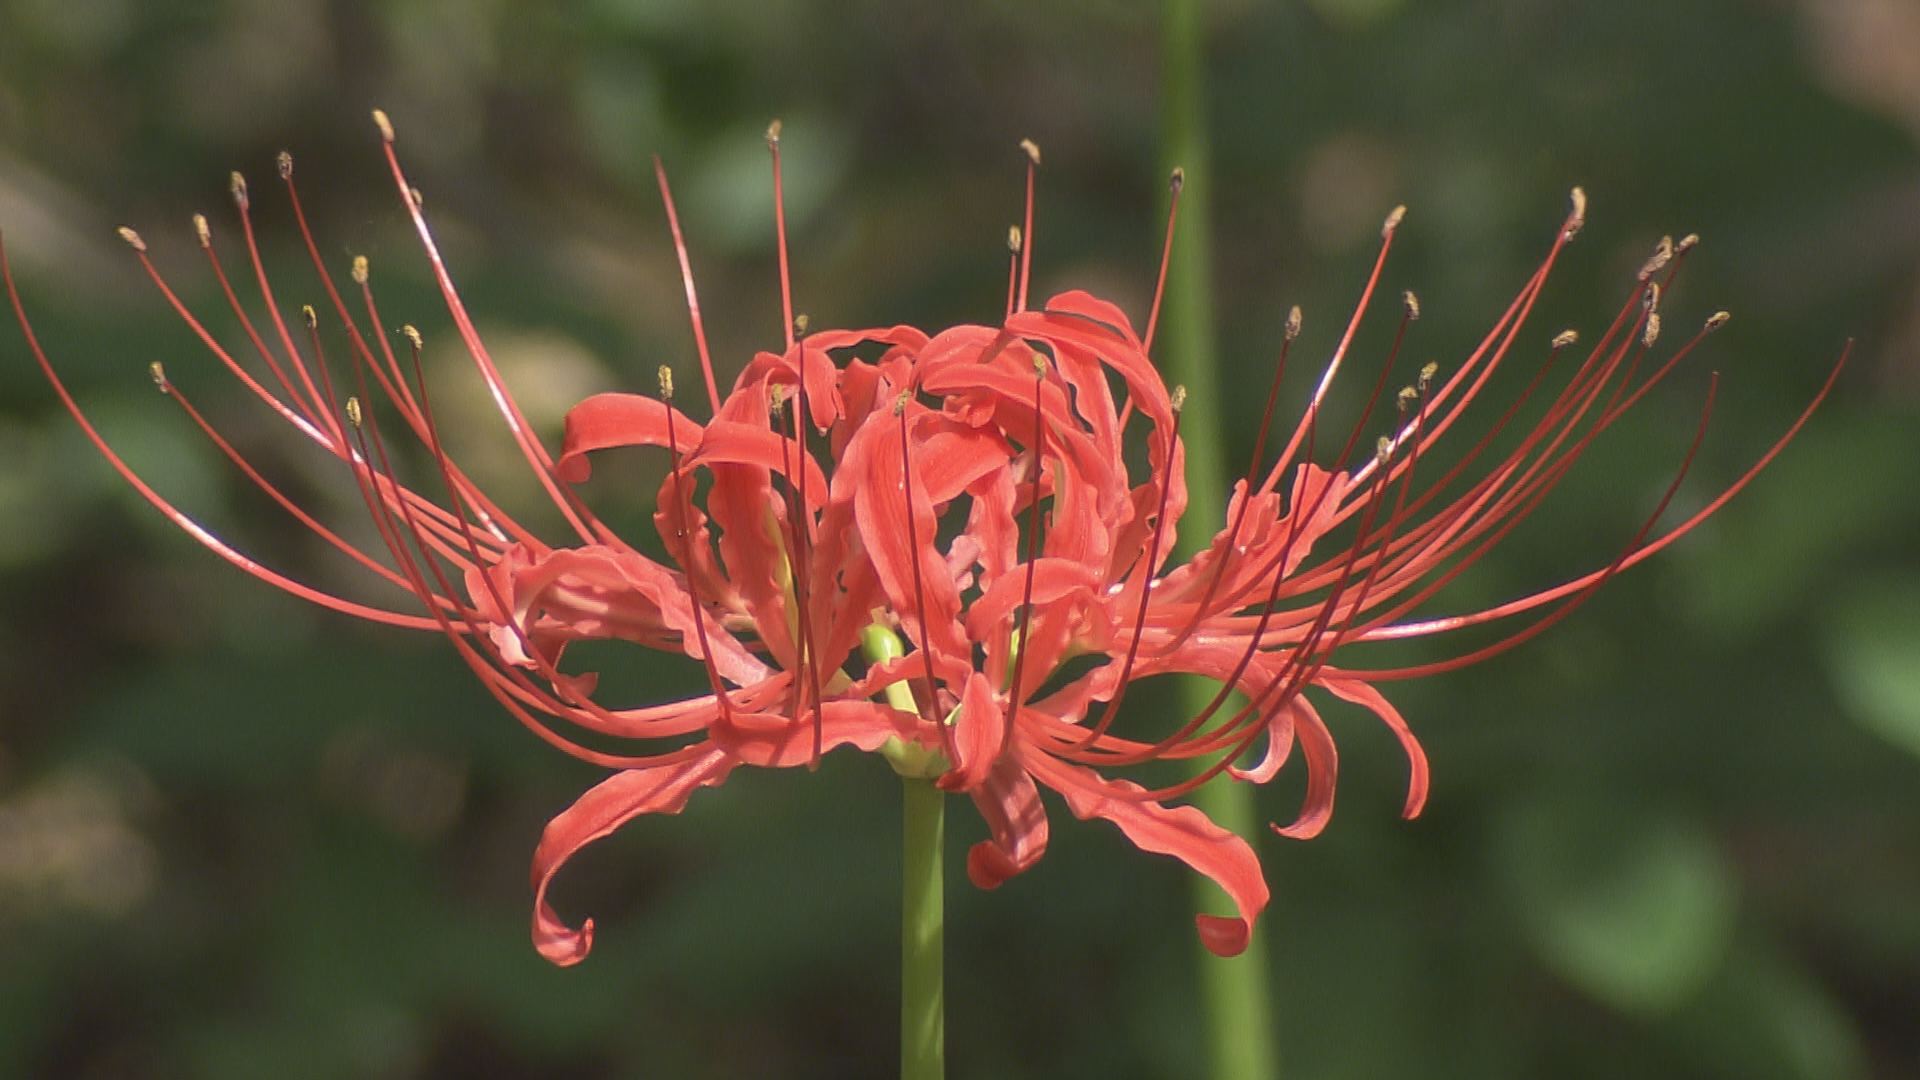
[1169,166,1185,192]
[301,304,318,329]
[192,213,211,248]
[893,391,911,416]
[1170,385,1188,413]
[1007,225,1022,254]
[766,118,783,146]
[1018,138,1041,167]
[1705,310,1731,331]
[1285,305,1302,341]
[1397,386,1419,412]
[1418,361,1439,390]
[148,361,169,392]
[345,397,363,428]
[1643,312,1662,347]
[372,109,394,143]
[1639,235,1673,281]
[276,151,293,180]
[1382,204,1407,238]
[1552,329,1579,349]
[229,171,249,208]
[657,366,675,400]
[400,325,423,350]
[1402,289,1421,320]
[1565,187,1588,239]
[351,255,369,284]
[116,226,146,253]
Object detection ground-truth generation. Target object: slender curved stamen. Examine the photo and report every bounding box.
[768,120,796,351]
[776,388,827,768]
[660,367,735,719]
[281,166,530,550]
[1142,168,1185,353]
[652,157,723,414]
[344,399,690,767]
[372,112,600,544]
[230,169,345,448]
[999,360,1049,759]
[1357,372,1722,682]
[1015,139,1040,314]
[1360,341,1847,643]
[1066,388,1185,751]
[1157,306,1299,652]
[1261,205,1406,494]
[193,212,314,424]
[895,394,952,760]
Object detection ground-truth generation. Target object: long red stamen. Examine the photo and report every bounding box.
[371,111,600,545]
[895,395,953,759]
[999,361,1049,759]
[1357,370,1720,682]
[192,211,314,424]
[768,121,796,351]
[652,156,723,414]
[4,233,446,628]
[1015,139,1039,314]
[1157,306,1299,651]
[231,167,344,446]
[1361,335,1846,644]
[660,367,735,719]
[1142,168,1184,353]
[1066,389,1185,751]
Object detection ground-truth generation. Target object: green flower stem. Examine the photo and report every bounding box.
[1162,0,1280,1077]
[862,623,946,1080]
[900,775,946,1080]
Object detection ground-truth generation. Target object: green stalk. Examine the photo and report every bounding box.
[1161,0,1280,1077]
[862,623,946,1080]
[900,776,946,1080]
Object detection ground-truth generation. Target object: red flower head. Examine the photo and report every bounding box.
[5,114,1843,965]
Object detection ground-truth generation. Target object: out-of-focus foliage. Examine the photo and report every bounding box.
[1,1,1915,1077]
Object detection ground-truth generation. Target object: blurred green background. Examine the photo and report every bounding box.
[2,1,1916,1077]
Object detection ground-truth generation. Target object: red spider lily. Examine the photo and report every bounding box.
[5,113,1844,966]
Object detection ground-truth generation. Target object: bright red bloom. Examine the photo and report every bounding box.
[5,114,1843,965]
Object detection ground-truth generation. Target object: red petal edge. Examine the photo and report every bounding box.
[530,746,735,966]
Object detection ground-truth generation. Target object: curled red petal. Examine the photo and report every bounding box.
[1271,696,1339,840]
[1320,674,1429,819]
[1040,288,1144,346]
[1228,696,1302,784]
[966,757,1049,888]
[1022,749,1270,957]
[530,746,735,966]
[556,392,703,483]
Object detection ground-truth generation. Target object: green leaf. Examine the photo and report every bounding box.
[1824,575,1920,761]
[1499,798,1737,1014]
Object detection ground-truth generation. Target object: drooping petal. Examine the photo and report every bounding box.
[556,393,702,483]
[1319,673,1429,819]
[1271,695,1339,840]
[1229,696,1303,784]
[1022,749,1270,957]
[530,746,735,966]
[966,757,1049,889]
